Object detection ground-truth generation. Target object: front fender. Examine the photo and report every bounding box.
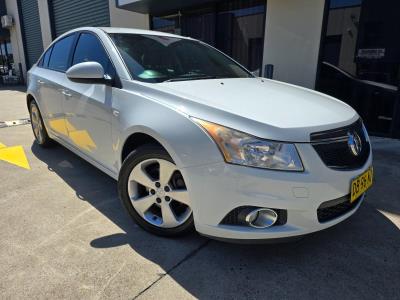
[119,125,183,168]
[113,88,223,171]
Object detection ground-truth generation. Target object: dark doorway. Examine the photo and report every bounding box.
[317,0,400,138]
[0,40,10,73]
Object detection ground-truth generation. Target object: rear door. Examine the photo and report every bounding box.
[39,34,77,139]
[62,32,116,171]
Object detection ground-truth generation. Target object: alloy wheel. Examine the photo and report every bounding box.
[30,105,44,144]
[127,158,192,228]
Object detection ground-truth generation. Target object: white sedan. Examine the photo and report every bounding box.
[27,27,373,242]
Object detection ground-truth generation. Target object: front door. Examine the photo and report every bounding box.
[62,32,115,171]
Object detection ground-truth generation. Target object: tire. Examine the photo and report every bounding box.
[29,100,53,148]
[118,144,194,237]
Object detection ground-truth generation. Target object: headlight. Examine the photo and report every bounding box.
[193,118,304,171]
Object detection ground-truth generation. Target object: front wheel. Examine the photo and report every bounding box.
[118,145,194,237]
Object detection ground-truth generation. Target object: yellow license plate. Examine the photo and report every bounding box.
[350,167,373,203]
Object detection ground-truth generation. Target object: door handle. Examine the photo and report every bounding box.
[37,79,45,84]
[61,90,72,97]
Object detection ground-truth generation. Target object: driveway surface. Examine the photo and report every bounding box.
[0,88,399,299]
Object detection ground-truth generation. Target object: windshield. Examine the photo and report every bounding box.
[109,33,253,83]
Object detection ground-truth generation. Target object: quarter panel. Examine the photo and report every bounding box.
[27,68,40,105]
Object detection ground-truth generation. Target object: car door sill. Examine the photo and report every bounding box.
[51,135,119,180]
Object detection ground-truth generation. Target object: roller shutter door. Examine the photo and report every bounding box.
[18,0,43,68]
[50,0,110,37]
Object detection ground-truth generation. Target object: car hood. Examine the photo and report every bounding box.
[128,78,359,142]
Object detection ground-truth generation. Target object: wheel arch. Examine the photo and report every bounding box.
[26,92,44,114]
[26,93,36,110]
[119,127,182,168]
[121,132,163,163]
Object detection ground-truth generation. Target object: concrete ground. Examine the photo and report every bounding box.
[0,88,399,299]
[0,86,29,121]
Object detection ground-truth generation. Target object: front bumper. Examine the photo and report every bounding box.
[181,143,372,241]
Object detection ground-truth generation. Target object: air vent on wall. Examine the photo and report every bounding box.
[1,15,13,28]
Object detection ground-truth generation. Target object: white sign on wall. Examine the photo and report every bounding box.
[357,48,386,59]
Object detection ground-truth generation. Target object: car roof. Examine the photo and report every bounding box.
[44,26,196,58]
[99,27,192,40]
[52,27,193,45]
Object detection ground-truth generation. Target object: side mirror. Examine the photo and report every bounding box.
[66,62,110,85]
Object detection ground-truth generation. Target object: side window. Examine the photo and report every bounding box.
[48,35,75,72]
[40,47,52,68]
[72,33,114,75]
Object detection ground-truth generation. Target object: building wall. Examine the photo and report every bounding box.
[5,0,27,80]
[37,0,52,49]
[109,0,149,29]
[6,0,324,86]
[262,0,326,89]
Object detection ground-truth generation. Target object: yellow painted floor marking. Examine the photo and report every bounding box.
[0,144,31,170]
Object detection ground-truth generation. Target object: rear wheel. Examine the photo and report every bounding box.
[118,145,194,237]
[29,100,53,147]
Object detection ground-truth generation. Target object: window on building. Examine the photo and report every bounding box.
[72,33,113,75]
[48,34,75,72]
[151,0,266,74]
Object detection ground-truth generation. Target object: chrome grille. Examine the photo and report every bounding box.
[311,120,370,170]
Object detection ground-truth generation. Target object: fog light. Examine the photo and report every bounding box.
[244,208,278,229]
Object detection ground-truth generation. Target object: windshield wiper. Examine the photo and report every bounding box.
[163,75,218,82]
